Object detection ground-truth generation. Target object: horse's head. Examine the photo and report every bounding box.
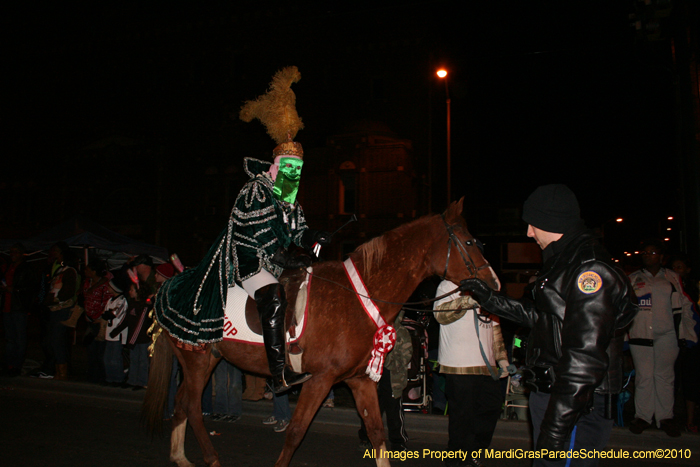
[435,198,501,291]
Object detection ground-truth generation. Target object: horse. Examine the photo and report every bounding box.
[142,198,501,467]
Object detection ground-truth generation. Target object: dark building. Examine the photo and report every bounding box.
[3,1,698,269]
[300,120,421,261]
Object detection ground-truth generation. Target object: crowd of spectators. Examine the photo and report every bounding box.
[2,235,699,447]
[0,243,163,386]
[0,243,296,431]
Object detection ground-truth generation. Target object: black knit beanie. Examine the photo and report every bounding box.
[522,184,582,234]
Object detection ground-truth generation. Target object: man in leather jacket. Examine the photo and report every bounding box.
[461,184,638,466]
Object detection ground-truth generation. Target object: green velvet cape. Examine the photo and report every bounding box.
[154,158,308,345]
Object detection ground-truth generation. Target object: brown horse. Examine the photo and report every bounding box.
[142,198,500,467]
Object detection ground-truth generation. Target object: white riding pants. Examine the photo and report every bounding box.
[241,269,278,298]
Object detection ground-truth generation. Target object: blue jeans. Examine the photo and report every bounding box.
[273,392,291,421]
[3,311,28,370]
[86,321,106,383]
[127,343,149,387]
[529,392,613,467]
[104,341,124,383]
[50,307,72,365]
[213,361,242,416]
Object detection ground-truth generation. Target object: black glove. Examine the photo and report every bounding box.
[458,278,494,304]
[301,229,332,251]
[270,247,312,270]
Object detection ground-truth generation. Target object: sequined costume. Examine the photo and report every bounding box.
[154,157,308,346]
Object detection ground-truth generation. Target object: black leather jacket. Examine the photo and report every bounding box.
[479,228,638,449]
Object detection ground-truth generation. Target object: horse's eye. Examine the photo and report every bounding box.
[465,240,473,246]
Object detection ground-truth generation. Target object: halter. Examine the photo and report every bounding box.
[441,213,492,281]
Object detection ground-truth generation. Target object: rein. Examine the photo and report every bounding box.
[309,272,470,312]
[308,215,490,314]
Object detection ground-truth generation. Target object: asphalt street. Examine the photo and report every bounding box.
[1,376,697,467]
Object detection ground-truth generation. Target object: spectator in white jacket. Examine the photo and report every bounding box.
[628,239,696,437]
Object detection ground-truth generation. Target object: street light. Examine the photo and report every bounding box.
[436,68,451,205]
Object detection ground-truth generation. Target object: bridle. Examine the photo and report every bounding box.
[308,214,494,312]
[441,213,492,281]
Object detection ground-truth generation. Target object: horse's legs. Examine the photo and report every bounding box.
[346,376,391,467]
[170,357,194,467]
[169,349,221,467]
[182,350,222,467]
[273,376,334,467]
[170,417,193,467]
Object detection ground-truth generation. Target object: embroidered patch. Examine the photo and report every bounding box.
[577,271,602,294]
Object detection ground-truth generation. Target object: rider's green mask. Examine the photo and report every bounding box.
[273,157,303,204]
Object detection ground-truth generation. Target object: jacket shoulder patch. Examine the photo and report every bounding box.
[577,271,603,294]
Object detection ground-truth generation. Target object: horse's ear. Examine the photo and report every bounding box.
[444,197,465,221]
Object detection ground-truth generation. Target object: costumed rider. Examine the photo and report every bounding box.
[154,66,330,394]
[459,184,638,465]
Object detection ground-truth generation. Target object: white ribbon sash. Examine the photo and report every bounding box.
[343,258,395,382]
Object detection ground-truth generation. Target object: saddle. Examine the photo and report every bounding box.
[244,270,307,338]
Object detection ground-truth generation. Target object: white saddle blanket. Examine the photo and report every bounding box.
[222,274,310,345]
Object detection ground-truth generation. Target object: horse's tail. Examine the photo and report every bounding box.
[141,323,172,436]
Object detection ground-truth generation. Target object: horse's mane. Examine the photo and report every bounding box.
[356,236,386,278]
[354,215,436,278]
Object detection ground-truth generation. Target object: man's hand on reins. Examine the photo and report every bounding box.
[459,278,493,304]
[301,229,332,250]
[301,229,332,259]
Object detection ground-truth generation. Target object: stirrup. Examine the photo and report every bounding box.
[273,368,312,394]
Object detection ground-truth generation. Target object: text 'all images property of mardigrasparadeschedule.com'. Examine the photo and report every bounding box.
[362,448,694,462]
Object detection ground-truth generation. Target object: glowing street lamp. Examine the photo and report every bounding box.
[436,68,451,205]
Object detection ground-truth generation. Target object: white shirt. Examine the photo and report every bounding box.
[628,268,695,341]
[434,280,499,369]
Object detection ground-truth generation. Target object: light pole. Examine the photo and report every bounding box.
[437,69,451,205]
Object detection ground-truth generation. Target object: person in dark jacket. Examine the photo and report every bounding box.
[110,279,153,390]
[1,243,37,376]
[460,184,638,467]
[44,244,80,380]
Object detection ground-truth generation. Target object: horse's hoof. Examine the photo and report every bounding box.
[171,457,195,467]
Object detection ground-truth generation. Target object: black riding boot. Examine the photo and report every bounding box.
[255,283,312,394]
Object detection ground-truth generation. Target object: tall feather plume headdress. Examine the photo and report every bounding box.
[239,66,304,158]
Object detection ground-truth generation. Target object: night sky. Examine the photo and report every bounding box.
[5,1,687,259]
